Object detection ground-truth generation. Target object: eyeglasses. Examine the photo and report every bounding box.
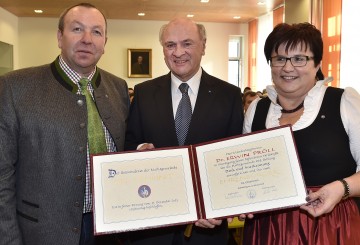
[270,55,314,67]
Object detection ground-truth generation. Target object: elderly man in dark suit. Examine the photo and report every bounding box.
[0,3,129,245]
[125,17,243,245]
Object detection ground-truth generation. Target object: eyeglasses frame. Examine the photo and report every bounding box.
[269,55,314,67]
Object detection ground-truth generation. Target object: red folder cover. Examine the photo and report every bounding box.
[91,125,306,235]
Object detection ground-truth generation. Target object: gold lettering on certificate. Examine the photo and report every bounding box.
[100,156,190,224]
[202,136,297,209]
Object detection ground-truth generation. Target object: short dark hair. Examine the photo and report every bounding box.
[264,22,324,80]
[242,91,258,105]
[243,86,251,93]
[58,3,107,35]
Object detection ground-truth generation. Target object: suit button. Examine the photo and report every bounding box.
[76,175,82,181]
[77,100,84,106]
[79,146,85,152]
[72,227,79,233]
[74,202,80,207]
[80,123,86,128]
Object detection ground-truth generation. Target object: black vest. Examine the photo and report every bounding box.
[252,87,356,186]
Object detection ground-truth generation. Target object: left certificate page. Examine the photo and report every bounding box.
[91,147,198,235]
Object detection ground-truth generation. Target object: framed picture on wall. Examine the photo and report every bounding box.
[128,49,152,78]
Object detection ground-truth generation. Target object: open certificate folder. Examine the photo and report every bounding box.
[91,125,307,235]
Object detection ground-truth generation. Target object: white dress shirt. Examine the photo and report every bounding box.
[136,68,202,149]
[243,77,360,171]
[171,68,202,117]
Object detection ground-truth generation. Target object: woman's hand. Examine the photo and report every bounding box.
[300,181,344,217]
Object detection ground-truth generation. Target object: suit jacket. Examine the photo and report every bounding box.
[126,70,243,149]
[0,61,129,245]
[124,70,243,244]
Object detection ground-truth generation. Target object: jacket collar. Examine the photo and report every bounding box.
[50,56,101,93]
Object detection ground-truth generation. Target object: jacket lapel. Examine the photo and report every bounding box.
[186,71,217,144]
[94,73,128,149]
[153,73,179,146]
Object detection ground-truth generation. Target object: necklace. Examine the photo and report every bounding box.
[276,97,304,114]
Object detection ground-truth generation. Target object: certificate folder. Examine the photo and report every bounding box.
[91,125,307,235]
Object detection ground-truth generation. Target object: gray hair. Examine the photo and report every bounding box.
[159,22,207,45]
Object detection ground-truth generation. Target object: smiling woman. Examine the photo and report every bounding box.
[243,22,360,245]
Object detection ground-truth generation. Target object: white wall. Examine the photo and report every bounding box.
[0,8,19,68]
[18,18,59,68]
[236,24,249,90]
[340,0,360,92]
[256,13,273,92]
[2,8,245,89]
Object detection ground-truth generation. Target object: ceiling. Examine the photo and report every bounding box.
[0,0,284,23]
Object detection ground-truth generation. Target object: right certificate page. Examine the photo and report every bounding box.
[194,125,307,219]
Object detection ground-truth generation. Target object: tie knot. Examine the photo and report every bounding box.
[179,83,189,94]
[79,78,90,93]
[79,78,90,87]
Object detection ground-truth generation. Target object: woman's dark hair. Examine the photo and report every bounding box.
[264,22,324,80]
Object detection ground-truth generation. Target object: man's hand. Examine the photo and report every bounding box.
[137,143,155,150]
[195,219,222,228]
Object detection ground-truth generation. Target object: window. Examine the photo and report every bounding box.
[228,36,243,88]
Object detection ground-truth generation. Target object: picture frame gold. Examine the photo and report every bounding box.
[128,49,152,78]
